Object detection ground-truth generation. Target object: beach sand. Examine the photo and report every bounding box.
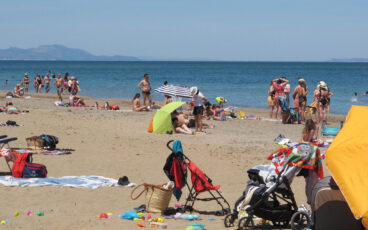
[0,92,346,230]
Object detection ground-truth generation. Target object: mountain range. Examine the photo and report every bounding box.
[0,45,140,61]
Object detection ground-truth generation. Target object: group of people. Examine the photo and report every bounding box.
[268,77,333,124]
[11,72,85,106]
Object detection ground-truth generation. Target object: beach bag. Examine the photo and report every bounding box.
[131,183,174,213]
[26,136,44,150]
[39,134,59,150]
[12,153,47,178]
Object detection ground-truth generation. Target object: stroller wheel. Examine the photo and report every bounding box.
[224,213,237,228]
[290,211,312,230]
[238,216,254,230]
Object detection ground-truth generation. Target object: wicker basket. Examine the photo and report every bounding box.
[131,183,174,213]
[26,136,44,151]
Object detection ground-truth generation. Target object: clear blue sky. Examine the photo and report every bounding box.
[0,0,367,61]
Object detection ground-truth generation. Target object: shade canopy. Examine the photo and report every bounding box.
[154,85,192,98]
[150,102,185,134]
[326,105,368,228]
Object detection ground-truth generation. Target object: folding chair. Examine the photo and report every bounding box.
[164,140,230,216]
[0,135,18,173]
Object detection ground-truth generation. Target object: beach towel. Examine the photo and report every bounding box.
[268,143,324,178]
[0,176,136,189]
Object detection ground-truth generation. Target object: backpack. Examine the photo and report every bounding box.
[12,153,47,178]
[39,135,58,150]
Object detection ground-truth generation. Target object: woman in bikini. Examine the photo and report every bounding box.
[293,78,308,124]
[316,84,333,124]
[302,119,323,145]
[272,78,289,120]
[132,93,149,112]
[63,72,69,95]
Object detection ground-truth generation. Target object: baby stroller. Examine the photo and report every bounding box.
[224,143,323,229]
[278,97,298,124]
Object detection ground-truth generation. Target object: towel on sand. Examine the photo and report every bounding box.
[0,176,136,189]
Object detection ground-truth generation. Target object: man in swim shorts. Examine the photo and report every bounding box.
[54,73,64,102]
[138,73,152,107]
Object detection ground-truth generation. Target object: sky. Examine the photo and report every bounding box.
[0,0,367,61]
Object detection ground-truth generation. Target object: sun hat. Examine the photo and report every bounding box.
[24,73,28,75]
[71,76,76,80]
[190,87,198,96]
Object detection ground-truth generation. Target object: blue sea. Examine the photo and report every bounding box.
[0,61,367,114]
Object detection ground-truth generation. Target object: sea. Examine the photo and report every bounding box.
[0,61,367,115]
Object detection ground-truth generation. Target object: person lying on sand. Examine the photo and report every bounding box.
[172,110,214,129]
[172,118,194,135]
[6,102,21,114]
[132,93,150,112]
[13,84,24,98]
[302,119,323,146]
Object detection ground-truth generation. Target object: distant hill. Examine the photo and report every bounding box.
[0,44,140,61]
[329,58,368,62]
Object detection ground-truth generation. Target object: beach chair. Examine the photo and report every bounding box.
[163,140,230,216]
[278,97,298,124]
[0,135,18,173]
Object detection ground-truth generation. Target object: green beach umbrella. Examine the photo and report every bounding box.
[151,102,185,134]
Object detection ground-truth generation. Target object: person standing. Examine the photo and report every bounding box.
[44,74,51,93]
[268,81,276,119]
[54,73,64,102]
[281,76,291,106]
[24,73,30,92]
[190,86,207,133]
[272,77,289,120]
[138,73,152,107]
[292,78,308,124]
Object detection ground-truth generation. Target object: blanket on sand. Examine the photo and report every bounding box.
[0,176,136,189]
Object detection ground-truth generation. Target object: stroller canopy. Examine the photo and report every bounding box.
[148,102,185,134]
[326,105,368,228]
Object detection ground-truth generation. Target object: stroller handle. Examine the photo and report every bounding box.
[166,140,174,151]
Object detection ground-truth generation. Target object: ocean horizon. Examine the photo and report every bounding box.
[0,61,367,114]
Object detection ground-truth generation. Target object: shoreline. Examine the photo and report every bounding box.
[1,90,348,121]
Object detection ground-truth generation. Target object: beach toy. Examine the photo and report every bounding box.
[120,210,140,220]
[37,212,44,216]
[5,220,9,224]
[137,222,146,227]
[107,213,113,216]
[208,218,215,221]
[137,212,144,217]
[14,211,20,217]
[134,218,142,221]
[98,213,108,219]
[175,203,183,208]
[188,224,205,230]
[157,217,164,223]
[0,220,5,224]
[150,222,168,229]
[26,211,31,216]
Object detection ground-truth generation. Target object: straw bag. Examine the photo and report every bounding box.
[131,183,174,213]
[26,136,44,150]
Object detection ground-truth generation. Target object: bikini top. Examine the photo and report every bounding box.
[273,83,284,94]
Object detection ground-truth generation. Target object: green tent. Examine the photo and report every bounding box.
[151,102,185,134]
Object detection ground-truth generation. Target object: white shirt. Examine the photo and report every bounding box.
[68,80,72,87]
[193,92,205,106]
[284,84,290,94]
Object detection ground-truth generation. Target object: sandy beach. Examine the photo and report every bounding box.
[0,91,346,230]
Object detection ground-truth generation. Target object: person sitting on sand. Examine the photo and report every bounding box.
[302,119,323,145]
[70,95,85,106]
[132,93,149,112]
[216,97,227,108]
[172,117,195,135]
[13,84,24,98]
[6,102,21,114]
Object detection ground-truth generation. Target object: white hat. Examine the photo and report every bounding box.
[298,78,306,83]
[190,86,198,96]
[25,73,28,75]
[71,76,76,80]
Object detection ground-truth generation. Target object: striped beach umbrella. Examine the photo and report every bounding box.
[154,85,192,98]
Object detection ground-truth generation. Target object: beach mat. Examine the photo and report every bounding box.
[0,176,136,189]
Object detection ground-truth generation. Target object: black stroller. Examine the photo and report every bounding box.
[224,143,318,229]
